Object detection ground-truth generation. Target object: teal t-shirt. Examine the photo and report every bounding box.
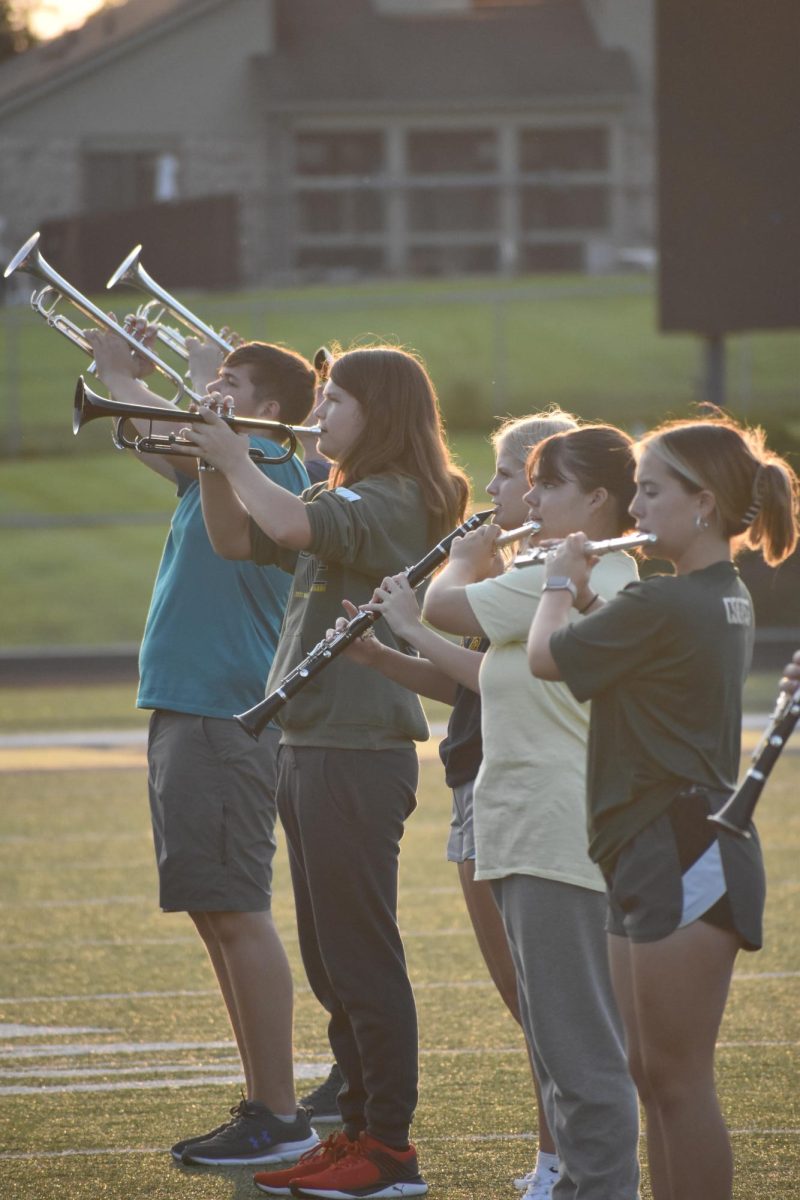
[137,439,308,719]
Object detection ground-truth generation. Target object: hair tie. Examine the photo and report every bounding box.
[740,464,765,529]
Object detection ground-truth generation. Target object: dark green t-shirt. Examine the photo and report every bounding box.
[550,561,754,873]
[250,473,432,750]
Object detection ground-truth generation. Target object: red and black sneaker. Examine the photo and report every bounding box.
[289,1130,428,1198]
[254,1131,353,1196]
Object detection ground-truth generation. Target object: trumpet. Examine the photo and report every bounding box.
[106,244,233,361]
[3,232,194,404]
[73,377,320,465]
[514,531,658,567]
[708,679,800,837]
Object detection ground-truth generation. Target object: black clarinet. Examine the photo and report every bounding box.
[235,507,496,739]
[709,680,800,837]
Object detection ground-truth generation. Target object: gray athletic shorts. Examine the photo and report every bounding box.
[605,786,765,950]
[147,710,280,913]
[446,780,477,862]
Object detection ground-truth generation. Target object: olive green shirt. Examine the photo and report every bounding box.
[550,562,754,874]
[250,474,432,749]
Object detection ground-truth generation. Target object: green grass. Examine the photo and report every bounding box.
[0,683,148,732]
[0,706,798,1199]
[0,672,782,735]
[2,273,799,458]
[0,433,497,649]
[1,271,798,648]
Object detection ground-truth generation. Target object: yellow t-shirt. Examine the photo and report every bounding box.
[465,552,639,890]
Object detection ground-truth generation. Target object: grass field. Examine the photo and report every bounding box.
[0,686,798,1199]
[0,432,496,649]
[2,272,799,457]
[2,270,799,649]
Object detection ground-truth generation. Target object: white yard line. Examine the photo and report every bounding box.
[1,971,796,1010]
[1,1128,799,1162]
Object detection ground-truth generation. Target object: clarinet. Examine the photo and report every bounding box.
[709,680,800,837]
[235,507,496,739]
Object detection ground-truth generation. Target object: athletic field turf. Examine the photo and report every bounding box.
[0,720,798,1199]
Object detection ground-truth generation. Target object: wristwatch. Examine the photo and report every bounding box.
[543,576,578,601]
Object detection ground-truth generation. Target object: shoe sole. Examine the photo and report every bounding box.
[289,1181,428,1199]
[183,1133,320,1167]
[254,1184,294,1197]
[171,1125,233,1161]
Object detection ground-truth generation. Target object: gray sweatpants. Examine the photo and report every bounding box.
[491,874,640,1200]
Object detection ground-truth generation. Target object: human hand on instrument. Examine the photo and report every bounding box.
[779,649,800,695]
[361,575,425,641]
[448,524,505,580]
[330,600,383,666]
[179,399,250,473]
[542,532,597,601]
[86,322,154,384]
[220,326,245,348]
[186,336,225,394]
[122,314,159,378]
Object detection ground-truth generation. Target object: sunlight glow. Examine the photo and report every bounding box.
[25,0,109,41]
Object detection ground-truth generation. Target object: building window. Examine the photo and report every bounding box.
[296,189,384,235]
[294,132,384,176]
[295,245,385,276]
[520,127,608,172]
[407,129,497,174]
[83,151,164,213]
[521,243,583,272]
[407,186,498,232]
[520,186,608,230]
[407,244,498,276]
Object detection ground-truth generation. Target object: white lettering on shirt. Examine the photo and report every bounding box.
[722,596,752,626]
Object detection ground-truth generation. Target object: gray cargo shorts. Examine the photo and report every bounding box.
[147,710,280,912]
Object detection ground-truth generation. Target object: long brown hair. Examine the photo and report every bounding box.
[639,417,799,566]
[327,346,469,538]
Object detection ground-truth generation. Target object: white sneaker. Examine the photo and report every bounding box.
[522,1167,559,1200]
[514,1168,536,1191]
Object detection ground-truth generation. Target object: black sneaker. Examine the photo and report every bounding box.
[170,1098,248,1161]
[299,1064,343,1125]
[181,1102,319,1167]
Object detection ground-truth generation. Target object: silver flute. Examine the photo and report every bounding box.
[494,519,542,548]
[515,530,657,566]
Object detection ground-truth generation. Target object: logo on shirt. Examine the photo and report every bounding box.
[722,596,752,626]
[334,486,362,502]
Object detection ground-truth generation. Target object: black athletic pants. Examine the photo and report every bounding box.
[277,744,419,1148]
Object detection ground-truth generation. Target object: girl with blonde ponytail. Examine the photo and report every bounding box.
[527,414,798,1200]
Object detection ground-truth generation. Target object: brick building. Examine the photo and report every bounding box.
[0,0,654,285]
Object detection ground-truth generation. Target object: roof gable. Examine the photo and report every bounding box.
[264,0,636,108]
